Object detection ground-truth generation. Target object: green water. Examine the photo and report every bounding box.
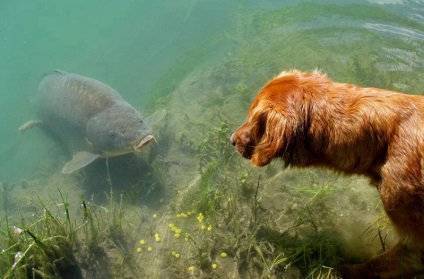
[0,0,238,181]
[1,0,423,182]
[1,1,424,277]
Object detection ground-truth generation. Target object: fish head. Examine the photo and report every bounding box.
[86,103,154,157]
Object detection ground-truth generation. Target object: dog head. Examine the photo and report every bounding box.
[231,70,314,167]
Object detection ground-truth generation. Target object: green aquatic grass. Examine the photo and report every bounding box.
[1,190,81,279]
[163,118,346,278]
[0,189,136,279]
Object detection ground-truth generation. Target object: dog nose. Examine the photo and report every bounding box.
[230,133,236,146]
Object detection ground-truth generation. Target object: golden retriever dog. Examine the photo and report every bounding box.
[230,69,424,278]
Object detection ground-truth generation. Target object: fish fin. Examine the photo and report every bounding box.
[18,120,43,134]
[62,151,100,174]
[145,109,166,128]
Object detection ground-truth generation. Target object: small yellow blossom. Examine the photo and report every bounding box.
[175,228,182,234]
[153,214,157,219]
[201,225,206,231]
[136,247,142,253]
[188,266,194,272]
[139,239,145,245]
[212,263,217,269]
[220,252,227,258]
[174,253,181,259]
[207,225,212,232]
[147,247,153,252]
[175,233,181,238]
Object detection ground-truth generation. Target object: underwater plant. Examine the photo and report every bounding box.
[0,191,81,279]
[0,188,140,279]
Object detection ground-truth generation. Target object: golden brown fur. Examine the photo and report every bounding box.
[230,69,424,278]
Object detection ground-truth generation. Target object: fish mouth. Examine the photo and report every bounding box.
[134,135,155,151]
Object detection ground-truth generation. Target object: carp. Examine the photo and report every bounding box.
[20,70,164,174]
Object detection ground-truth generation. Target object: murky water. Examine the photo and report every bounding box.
[0,0,237,181]
[1,0,424,277]
[1,0,423,182]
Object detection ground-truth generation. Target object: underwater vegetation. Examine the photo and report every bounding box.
[128,118,389,278]
[0,191,81,279]
[0,189,141,279]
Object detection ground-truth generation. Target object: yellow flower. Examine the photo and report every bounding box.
[207,225,212,232]
[171,251,176,256]
[174,253,181,259]
[201,225,206,231]
[136,247,142,253]
[174,233,181,238]
[147,247,152,252]
[212,263,217,269]
[175,228,182,234]
[220,252,227,258]
[188,266,194,272]
[139,239,145,245]
[169,223,175,229]
[153,214,157,219]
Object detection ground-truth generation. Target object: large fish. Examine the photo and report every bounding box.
[20,70,163,174]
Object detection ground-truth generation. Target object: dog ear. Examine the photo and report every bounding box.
[250,107,293,166]
[250,104,308,167]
